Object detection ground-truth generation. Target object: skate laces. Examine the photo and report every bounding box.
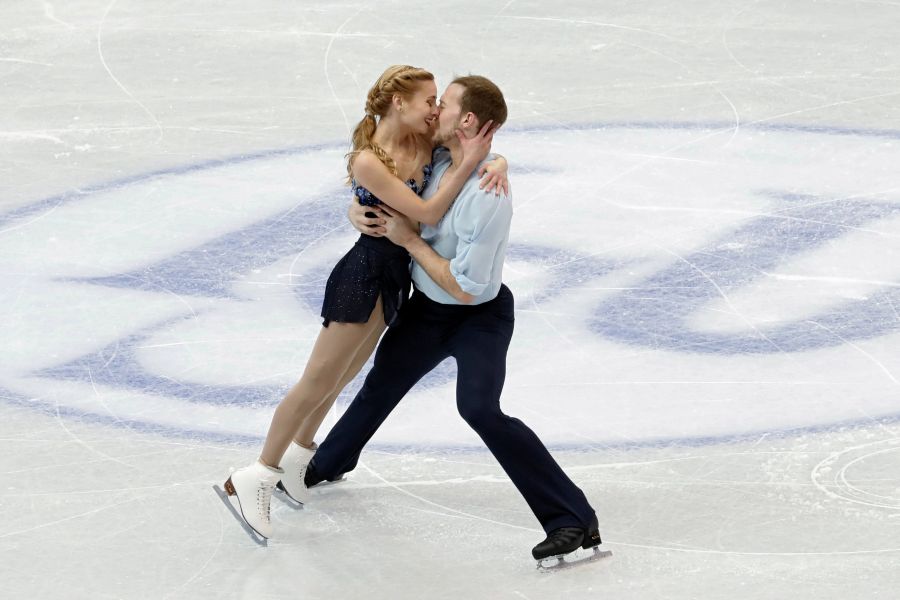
[548,527,583,546]
[257,479,276,523]
[294,461,309,487]
[288,444,314,488]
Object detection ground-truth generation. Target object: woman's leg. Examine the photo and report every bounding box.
[292,315,386,447]
[258,296,385,468]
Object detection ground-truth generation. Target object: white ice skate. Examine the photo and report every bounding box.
[275,441,316,507]
[213,460,283,546]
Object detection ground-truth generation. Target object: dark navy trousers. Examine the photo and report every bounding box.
[312,284,596,534]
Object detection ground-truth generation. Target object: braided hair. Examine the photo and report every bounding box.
[346,65,434,184]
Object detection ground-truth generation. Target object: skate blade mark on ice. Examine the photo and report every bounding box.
[537,546,612,571]
[213,482,268,547]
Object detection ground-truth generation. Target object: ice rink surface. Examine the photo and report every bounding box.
[2,1,900,598]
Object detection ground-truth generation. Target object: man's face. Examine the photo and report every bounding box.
[433,83,467,145]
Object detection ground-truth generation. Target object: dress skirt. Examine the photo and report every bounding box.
[320,233,411,328]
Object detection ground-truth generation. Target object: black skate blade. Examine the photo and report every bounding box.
[212,484,268,547]
[274,481,305,510]
[311,474,346,489]
[536,545,612,572]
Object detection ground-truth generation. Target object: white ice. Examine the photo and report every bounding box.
[2,1,900,598]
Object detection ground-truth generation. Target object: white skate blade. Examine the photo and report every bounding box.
[212,484,268,547]
[274,481,305,509]
[536,545,612,572]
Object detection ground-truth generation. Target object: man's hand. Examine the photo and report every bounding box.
[382,205,475,304]
[348,201,387,236]
[378,204,419,247]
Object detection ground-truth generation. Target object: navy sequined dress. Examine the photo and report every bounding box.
[320,163,433,328]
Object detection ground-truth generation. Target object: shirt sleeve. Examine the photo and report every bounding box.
[449,186,513,296]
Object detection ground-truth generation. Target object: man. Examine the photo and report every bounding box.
[305,76,601,564]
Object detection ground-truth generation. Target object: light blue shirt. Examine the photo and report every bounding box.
[411,148,513,305]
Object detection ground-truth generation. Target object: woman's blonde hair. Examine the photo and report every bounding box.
[346,65,434,184]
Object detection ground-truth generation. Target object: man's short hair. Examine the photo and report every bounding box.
[451,75,508,128]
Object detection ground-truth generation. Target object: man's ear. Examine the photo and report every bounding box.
[460,112,479,131]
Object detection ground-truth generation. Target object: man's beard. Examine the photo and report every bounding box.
[433,123,460,146]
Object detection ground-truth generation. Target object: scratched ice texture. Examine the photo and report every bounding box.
[1,1,899,599]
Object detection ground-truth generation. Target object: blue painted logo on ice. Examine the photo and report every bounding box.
[1,122,899,446]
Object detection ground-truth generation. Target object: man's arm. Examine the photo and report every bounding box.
[404,235,476,304]
[380,193,512,304]
[377,205,475,303]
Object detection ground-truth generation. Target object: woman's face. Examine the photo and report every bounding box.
[400,80,439,135]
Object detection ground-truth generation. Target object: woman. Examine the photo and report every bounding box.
[218,65,507,542]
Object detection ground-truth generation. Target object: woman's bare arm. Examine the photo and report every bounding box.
[351,121,495,227]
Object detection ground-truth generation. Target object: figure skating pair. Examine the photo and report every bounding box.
[217,66,605,567]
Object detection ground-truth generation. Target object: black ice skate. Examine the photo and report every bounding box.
[532,515,612,571]
[303,459,346,489]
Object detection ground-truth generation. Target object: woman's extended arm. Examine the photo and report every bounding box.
[351,121,495,227]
